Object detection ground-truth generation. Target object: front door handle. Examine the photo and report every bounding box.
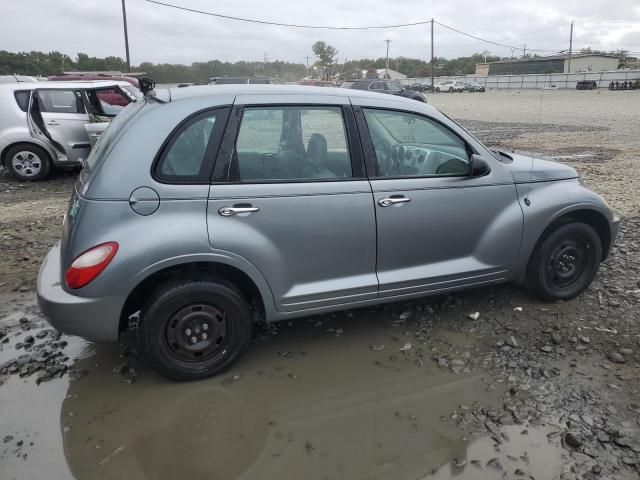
[378,196,411,207]
[218,206,260,217]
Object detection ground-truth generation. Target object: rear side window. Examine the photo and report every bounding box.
[38,90,83,114]
[155,108,229,183]
[14,90,29,112]
[234,106,352,182]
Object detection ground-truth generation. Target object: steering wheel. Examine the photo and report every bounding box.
[372,139,393,176]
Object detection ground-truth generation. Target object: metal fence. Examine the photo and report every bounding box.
[403,69,640,90]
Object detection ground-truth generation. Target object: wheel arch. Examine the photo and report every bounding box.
[1,140,53,167]
[541,208,612,261]
[118,260,270,336]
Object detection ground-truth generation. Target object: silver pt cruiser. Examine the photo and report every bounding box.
[37,84,619,381]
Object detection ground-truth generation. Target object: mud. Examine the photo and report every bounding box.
[1,89,640,480]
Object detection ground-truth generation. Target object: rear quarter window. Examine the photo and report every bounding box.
[14,90,29,112]
[153,108,230,184]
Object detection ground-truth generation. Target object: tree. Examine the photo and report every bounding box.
[312,41,338,72]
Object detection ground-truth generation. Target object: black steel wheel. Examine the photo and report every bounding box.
[139,279,252,381]
[527,222,602,300]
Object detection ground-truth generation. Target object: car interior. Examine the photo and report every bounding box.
[363,109,471,177]
[234,107,352,181]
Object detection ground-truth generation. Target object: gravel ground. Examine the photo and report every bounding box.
[1,89,639,480]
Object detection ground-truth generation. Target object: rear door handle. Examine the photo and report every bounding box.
[46,121,60,126]
[378,196,411,207]
[218,206,260,216]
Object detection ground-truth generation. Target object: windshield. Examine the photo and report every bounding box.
[84,99,145,172]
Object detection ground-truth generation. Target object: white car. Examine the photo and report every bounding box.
[434,80,465,93]
[0,81,137,181]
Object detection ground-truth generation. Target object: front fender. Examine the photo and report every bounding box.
[513,178,616,280]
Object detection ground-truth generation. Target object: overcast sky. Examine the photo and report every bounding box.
[2,0,639,65]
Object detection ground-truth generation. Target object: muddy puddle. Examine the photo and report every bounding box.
[0,300,568,480]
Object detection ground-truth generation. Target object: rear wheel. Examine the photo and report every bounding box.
[527,222,602,300]
[139,279,252,381]
[5,144,52,181]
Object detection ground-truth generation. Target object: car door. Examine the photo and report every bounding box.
[352,99,523,298]
[28,88,90,163]
[207,95,377,313]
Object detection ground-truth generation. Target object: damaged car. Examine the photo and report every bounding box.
[0,80,138,181]
[37,84,618,381]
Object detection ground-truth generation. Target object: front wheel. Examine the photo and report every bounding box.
[139,279,252,381]
[527,222,602,300]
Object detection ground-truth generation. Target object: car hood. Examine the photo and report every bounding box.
[504,151,579,183]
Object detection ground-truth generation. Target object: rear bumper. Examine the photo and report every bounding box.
[36,242,124,342]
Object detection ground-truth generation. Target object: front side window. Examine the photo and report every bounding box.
[234,106,352,181]
[155,111,222,181]
[363,109,470,178]
[38,90,83,114]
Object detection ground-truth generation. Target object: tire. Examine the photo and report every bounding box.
[527,222,602,301]
[448,87,453,92]
[435,87,440,92]
[138,279,252,381]
[5,144,52,181]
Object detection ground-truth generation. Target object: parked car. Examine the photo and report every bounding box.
[48,74,141,89]
[434,80,464,92]
[37,84,619,381]
[409,82,433,93]
[298,79,334,87]
[341,79,426,102]
[0,81,137,181]
[209,77,283,85]
[463,82,486,92]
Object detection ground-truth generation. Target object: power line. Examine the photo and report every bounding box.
[143,0,429,29]
[141,1,615,56]
[434,20,557,52]
[574,19,640,25]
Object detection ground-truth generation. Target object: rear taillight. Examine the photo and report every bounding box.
[65,242,118,289]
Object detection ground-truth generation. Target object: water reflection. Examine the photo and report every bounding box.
[61,311,503,480]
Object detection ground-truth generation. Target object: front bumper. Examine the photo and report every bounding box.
[37,242,124,342]
[606,214,621,260]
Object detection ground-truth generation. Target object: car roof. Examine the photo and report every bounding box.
[0,80,132,91]
[163,83,423,106]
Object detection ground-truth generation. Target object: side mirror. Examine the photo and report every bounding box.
[471,154,491,176]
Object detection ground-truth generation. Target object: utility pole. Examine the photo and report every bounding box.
[523,44,527,57]
[304,55,310,69]
[430,19,434,89]
[121,0,131,72]
[384,39,391,78]
[567,21,574,73]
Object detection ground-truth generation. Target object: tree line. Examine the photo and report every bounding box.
[0,46,630,84]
